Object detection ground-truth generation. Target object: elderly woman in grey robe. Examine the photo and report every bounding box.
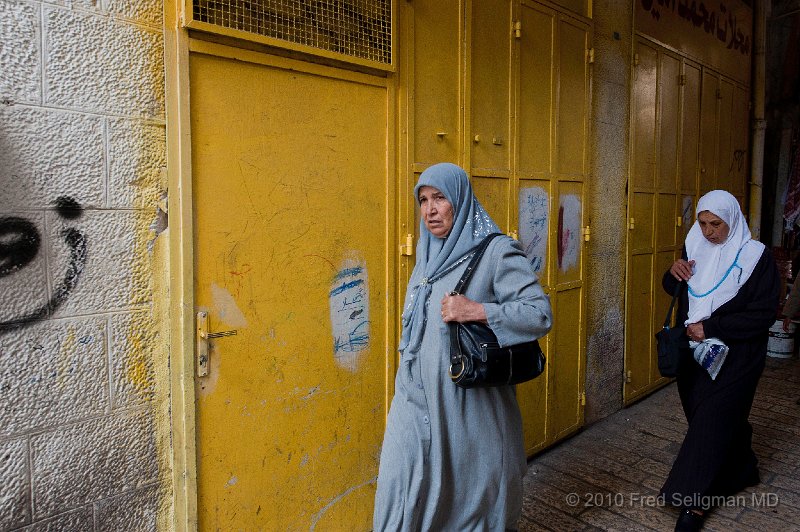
[373,163,553,531]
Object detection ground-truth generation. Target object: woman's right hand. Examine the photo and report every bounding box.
[670,259,695,281]
[441,293,487,324]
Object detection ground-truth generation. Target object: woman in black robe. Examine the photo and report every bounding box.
[660,190,780,532]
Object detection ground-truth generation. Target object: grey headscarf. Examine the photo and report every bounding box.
[398,163,500,354]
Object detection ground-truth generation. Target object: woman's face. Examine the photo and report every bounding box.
[418,186,454,238]
[698,210,730,244]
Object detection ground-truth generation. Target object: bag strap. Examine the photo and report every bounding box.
[450,233,504,295]
[448,232,503,377]
[663,280,684,329]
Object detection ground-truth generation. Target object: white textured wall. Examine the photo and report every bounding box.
[0,0,169,529]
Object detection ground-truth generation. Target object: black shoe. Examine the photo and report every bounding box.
[745,468,760,487]
[675,508,705,532]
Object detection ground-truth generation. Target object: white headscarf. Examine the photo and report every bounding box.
[685,190,765,324]
[398,163,500,354]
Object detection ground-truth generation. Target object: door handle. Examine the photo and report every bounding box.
[196,311,237,377]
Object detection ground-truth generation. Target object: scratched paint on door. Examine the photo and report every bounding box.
[329,259,369,371]
[557,194,581,272]
[518,187,549,273]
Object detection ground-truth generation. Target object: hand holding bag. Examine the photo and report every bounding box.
[448,233,546,388]
[655,280,688,378]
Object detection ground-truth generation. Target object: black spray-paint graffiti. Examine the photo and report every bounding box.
[0,197,87,333]
[641,0,751,55]
[729,149,746,177]
[0,218,40,276]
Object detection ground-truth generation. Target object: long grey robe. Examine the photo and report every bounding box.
[373,236,553,531]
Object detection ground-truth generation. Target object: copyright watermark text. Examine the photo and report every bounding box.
[564,492,780,509]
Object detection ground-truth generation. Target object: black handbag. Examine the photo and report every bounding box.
[655,280,688,378]
[448,233,546,388]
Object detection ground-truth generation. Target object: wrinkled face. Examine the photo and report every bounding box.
[418,186,454,238]
[698,210,730,244]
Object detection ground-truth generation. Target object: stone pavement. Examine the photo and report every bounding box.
[519,355,800,531]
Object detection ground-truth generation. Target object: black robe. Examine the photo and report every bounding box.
[660,247,780,508]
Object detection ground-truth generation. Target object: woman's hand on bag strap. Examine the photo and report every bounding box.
[440,294,488,324]
[687,321,705,342]
[670,259,695,282]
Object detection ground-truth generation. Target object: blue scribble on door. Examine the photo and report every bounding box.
[518,187,549,273]
[329,263,369,370]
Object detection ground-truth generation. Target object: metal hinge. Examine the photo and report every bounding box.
[580,392,586,406]
[677,216,682,227]
[587,48,594,64]
[679,74,687,86]
[633,53,640,66]
[716,88,722,99]
[582,225,591,242]
[507,229,518,240]
[400,233,414,256]
[513,20,521,39]
[629,217,635,230]
[626,370,632,383]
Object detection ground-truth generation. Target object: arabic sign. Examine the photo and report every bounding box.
[636,0,753,84]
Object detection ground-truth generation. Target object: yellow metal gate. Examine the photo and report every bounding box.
[514,0,590,450]
[398,0,591,454]
[624,37,750,403]
[625,41,684,402]
[169,0,593,527]
[187,43,393,529]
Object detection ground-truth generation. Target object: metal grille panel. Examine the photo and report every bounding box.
[193,1,391,64]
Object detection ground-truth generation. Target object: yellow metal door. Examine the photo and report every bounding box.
[728,85,749,198]
[407,0,461,168]
[470,0,512,176]
[515,3,590,449]
[469,0,512,235]
[625,40,751,403]
[716,78,734,190]
[625,41,657,402]
[699,69,720,193]
[188,45,393,530]
[515,1,555,454]
[679,61,701,237]
[545,13,589,443]
[716,79,750,200]
[625,41,685,402]
[697,68,749,203]
[396,0,463,311]
[698,68,749,200]
[650,52,681,385]
[398,0,589,457]
[681,62,701,198]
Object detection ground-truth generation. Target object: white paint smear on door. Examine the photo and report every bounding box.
[211,283,248,328]
[558,194,581,272]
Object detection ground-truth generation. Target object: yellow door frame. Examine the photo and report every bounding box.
[164,0,198,528]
